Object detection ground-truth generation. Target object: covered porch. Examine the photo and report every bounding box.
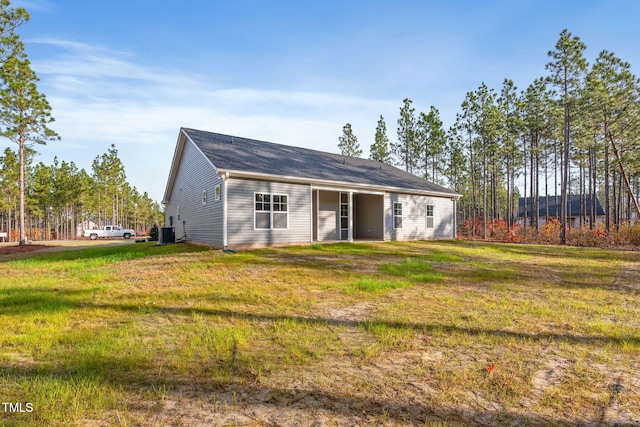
[311,188,385,242]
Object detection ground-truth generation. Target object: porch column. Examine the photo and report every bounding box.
[348,191,354,243]
[452,198,457,239]
[316,190,320,241]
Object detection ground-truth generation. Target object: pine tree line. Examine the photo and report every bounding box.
[338,29,640,241]
[0,144,163,241]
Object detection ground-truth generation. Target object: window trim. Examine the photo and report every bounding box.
[393,202,403,229]
[426,204,434,229]
[202,190,208,205]
[215,184,221,201]
[254,192,289,230]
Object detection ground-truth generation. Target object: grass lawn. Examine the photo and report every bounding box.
[1,240,639,426]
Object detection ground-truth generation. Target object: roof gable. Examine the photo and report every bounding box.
[181,128,458,196]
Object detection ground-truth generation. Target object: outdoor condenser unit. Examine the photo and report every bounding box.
[159,226,175,244]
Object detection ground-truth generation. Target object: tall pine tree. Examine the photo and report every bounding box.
[546,29,587,244]
[338,123,362,157]
[393,98,419,174]
[0,54,58,245]
[370,115,391,163]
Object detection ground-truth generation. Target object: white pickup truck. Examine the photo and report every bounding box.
[83,225,136,240]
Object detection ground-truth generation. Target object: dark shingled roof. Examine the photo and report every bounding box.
[518,195,605,218]
[183,128,458,196]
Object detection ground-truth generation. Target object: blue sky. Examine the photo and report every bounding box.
[5,0,640,202]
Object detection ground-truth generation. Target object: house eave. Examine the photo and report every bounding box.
[216,168,462,199]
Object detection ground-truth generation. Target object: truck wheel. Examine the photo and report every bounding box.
[90,234,98,240]
[123,233,131,239]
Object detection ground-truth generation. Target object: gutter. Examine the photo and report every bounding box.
[216,168,462,200]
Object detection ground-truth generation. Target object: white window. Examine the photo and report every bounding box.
[215,184,221,201]
[202,190,208,205]
[255,193,288,230]
[426,204,434,229]
[393,202,403,229]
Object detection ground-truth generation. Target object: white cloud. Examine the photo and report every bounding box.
[20,39,399,202]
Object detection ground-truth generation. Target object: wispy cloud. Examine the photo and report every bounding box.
[26,38,398,202]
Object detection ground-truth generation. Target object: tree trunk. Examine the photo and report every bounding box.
[609,134,640,220]
[560,101,570,244]
[19,141,26,246]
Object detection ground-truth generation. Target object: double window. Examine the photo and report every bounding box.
[393,202,403,229]
[255,193,288,229]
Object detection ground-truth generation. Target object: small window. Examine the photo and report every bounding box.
[426,204,434,229]
[255,193,271,229]
[202,190,207,205]
[393,202,403,229]
[215,185,221,201]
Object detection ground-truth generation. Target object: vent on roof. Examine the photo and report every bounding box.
[231,137,235,144]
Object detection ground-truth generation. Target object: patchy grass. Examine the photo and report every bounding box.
[1,240,639,426]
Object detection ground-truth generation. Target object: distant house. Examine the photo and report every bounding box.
[518,195,605,228]
[162,128,461,248]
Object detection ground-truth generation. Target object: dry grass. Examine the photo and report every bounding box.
[1,240,639,426]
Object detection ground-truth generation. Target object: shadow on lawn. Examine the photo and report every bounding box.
[0,242,209,264]
[0,286,91,315]
[2,298,638,425]
[0,366,584,427]
[0,341,609,427]
[439,239,640,262]
[94,302,640,348]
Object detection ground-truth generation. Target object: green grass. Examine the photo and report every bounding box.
[1,240,639,426]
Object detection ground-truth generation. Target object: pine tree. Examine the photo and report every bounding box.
[0,147,18,239]
[393,98,419,174]
[497,79,522,230]
[338,123,362,157]
[586,50,640,227]
[0,0,28,66]
[0,54,58,245]
[546,29,588,244]
[417,106,446,183]
[91,144,126,226]
[370,115,391,163]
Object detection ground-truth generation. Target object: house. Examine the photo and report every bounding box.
[518,195,605,228]
[162,128,461,248]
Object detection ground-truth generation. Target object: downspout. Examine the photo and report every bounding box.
[222,172,229,248]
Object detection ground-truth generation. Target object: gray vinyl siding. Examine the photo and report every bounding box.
[165,139,224,247]
[384,193,455,241]
[355,194,384,239]
[226,178,311,246]
[317,190,339,241]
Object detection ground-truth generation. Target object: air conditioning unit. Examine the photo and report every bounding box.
[159,226,175,244]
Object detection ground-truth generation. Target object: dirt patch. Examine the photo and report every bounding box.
[0,244,54,256]
[522,355,571,409]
